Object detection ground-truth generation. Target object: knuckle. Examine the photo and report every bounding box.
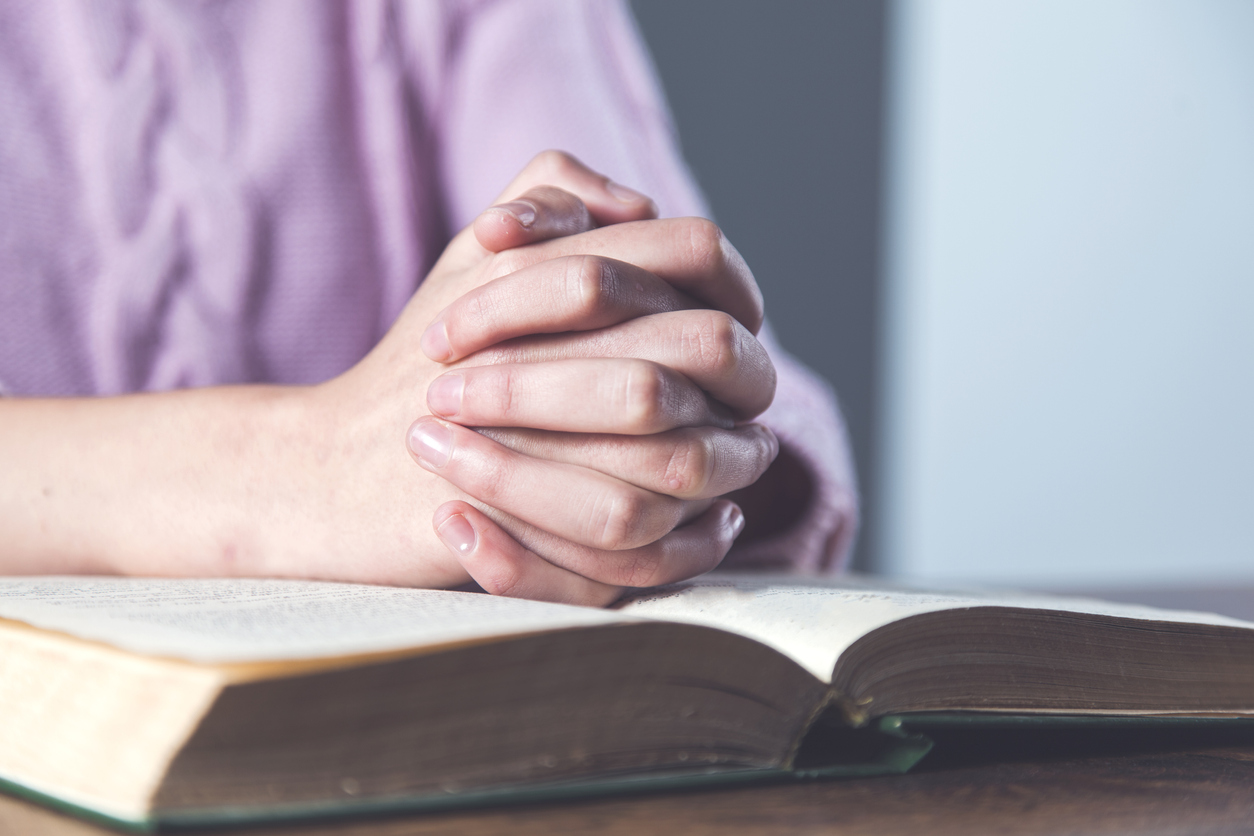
[566,255,613,317]
[622,360,666,432]
[461,289,491,331]
[448,432,516,506]
[663,435,714,496]
[590,488,647,552]
[485,366,520,419]
[681,310,740,378]
[680,217,727,273]
[532,149,580,180]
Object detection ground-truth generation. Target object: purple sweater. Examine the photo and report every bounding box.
[0,0,857,571]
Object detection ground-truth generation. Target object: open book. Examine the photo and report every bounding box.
[3,573,1254,831]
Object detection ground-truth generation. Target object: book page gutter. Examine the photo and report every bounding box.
[617,573,1254,683]
[0,578,627,664]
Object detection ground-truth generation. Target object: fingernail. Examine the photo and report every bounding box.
[437,514,477,555]
[427,374,464,417]
[729,506,746,538]
[493,200,537,228]
[606,180,647,203]
[407,418,453,468]
[421,319,452,361]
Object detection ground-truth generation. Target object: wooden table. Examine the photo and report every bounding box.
[7,587,1254,836]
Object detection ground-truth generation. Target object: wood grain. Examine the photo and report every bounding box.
[5,737,1254,836]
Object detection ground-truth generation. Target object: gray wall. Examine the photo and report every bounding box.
[630,0,889,570]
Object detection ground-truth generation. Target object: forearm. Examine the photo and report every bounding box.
[0,386,325,577]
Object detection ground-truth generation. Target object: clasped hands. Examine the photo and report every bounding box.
[320,153,778,606]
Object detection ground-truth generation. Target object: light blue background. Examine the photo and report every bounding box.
[879,0,1254,585]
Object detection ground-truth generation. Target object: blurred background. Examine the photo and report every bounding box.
[631,0,1254,587]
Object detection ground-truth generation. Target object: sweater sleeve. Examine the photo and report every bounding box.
[408,0,859,570]
[725,322,859,572]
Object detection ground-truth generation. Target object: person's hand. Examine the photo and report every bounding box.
[417,306,779,606]
[394,158,780,605]
[0,152,773,605]
[306,152,777,604]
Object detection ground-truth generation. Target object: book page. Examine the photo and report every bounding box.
[618,573,1254,682]
[0,578,626,663]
